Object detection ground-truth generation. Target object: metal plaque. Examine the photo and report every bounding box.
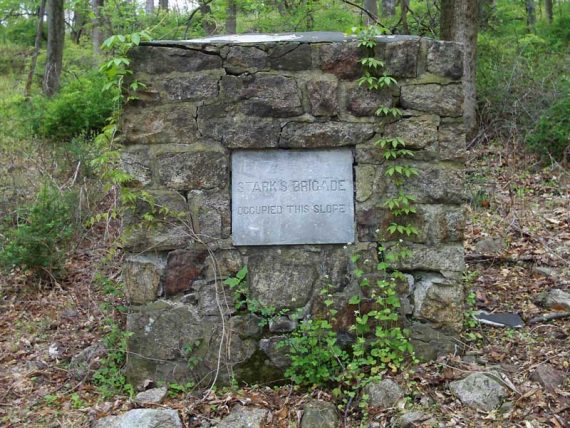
[232,149,355,245]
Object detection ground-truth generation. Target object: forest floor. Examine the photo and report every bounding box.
[0,141,568,427]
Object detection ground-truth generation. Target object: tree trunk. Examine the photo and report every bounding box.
[526,0,536,30]
[440,0,479,141]
[199,1,215,35]
[26,0,47,98]
[544,0,553,23]
[382,0,396,16]
[400,0,409,34]
[364,0,378,25]
[92,0,104,55]
[225,0,236,34]
[146,0,154,14]
[71,0,88,44]
[159,0,168,11]
[43,0,64,97]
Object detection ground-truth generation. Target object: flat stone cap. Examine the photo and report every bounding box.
[143,31,421,46]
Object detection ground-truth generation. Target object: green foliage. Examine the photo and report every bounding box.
[168,381,195,397]
[92,318,134,399]
[0,42,32,75]
[30,71,116,141]
[0,16,37,45]
[0,184,76,280]
[477,0,570,162]
[283,316,348,388]
[527,91,570,161]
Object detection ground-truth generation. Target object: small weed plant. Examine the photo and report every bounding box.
[0,183,77,282]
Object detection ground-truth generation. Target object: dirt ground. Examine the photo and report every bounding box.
[0,142,568,427]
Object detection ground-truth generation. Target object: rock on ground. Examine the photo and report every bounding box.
[362,379,404,408]
[449,372,507,412]
[134,386,168,404]
[69,342,107,381]
[301,400,339,428]
[216,406,269,428]
[544,288,570,311]
[392,411,437,428]
[93,408,182,428]
[531,364,567,392]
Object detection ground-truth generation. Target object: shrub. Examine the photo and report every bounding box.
[527,92,570,162]
[0,184,77,280]
[31,71,116,141]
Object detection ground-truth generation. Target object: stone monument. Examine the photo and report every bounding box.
[119,32,466,387]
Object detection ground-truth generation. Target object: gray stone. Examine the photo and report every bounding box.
[120,146,152,187]
[259,336,290,368]
[344,82,393,117]
[410,323,463,361]
[188,189,231,240]
[158,71,222,102]
[126,301,255,386]
[269,43,312,71]
[383,115,440,150]
[301,400,339,428]
[544,288,570,311]
[390,243,465,273]
[427,40,463,79]
[225,46,268,74]
[232,149,355,245]
[231,314,263,339]
[533,266,556,278]
[359,163,464,205]
[134,386,168,404]
[449,372,507,411]
[269,316,298,333]
[319,42,362,79]
[355,164,376,203]
[400,84,463,117]
[221,74,303,117]
[475,237,506,255]
[217,406,269,428]
[154,143,227,191]
[356,203,464,245]
[130,46,222,74]
[363,379,403,408]
[531,364,566,392]
[436,120,467,161]
[122,190,191,252]
[413,272,463,330]
[120,103,198,145]
[199,116,281,149]
[203,249,243,281]
[123,254,166,304]
[94,408,182,428]
[280,121,375,148]
[392,411,436,428]
[376,39,419,78]
[306,76,339,116]
[248,251,317,309]
[68,342,107,381]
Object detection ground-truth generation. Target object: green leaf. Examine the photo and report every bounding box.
[236,265,248,280]
[349,295,361,305]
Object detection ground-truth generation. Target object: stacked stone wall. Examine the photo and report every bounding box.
[120,33,466,387]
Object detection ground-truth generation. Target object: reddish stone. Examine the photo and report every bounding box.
[163,249,208,296]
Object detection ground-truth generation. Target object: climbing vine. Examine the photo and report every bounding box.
[280,25,418,408]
